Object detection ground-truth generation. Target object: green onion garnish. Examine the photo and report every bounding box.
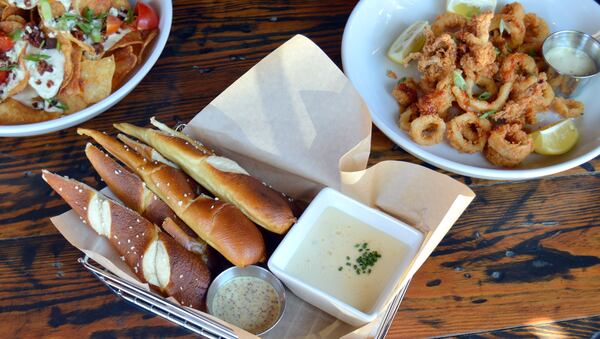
[480,110,496,119]
[478,92,492,100]
[0,64,17,71]
[24,53,51,62]
[9,29,22,41]
[453,70,467,91]
[39,0,53,23]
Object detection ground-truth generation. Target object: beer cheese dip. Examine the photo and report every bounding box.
[284,207,408,313]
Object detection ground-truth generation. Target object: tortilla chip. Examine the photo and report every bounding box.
[0,19,23,34]
[108,29,143,52]
[55,33,73,91]
[74,0,110,15]
[57,93,87,114]
[80,55,115,104]
[110,45,137,89]
[110,0,130,10]
[1,5,27,21]
[48,0,67,17]
[0,99,61,125]
[5,14,25,24]
[138,29,158,62]
[60,44,82,94]
[62,31,95,54]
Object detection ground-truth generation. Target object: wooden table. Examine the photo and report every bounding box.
[1,1,599,337]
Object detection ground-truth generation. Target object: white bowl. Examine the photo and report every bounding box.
[0,0,173,137]
[342,0,600,180]
[268,188,423,326]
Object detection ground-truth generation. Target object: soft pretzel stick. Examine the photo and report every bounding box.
[78,128,266,267]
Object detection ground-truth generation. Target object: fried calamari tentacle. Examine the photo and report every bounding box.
[413,27,457,83]
[518,13,550,54]
[458,12,497,79]
[465,11,494,41]
[409,114,446,146]
[392,77,419,106]
[551,97,584,118]
[484,124,533,167]
[452,81,513,113]
[539,81,555,110]
[447,112,492,153]
[398,104,420,131]
[417,74,454,118]
[490,14,526,49]
[432,12,467,36]
[499,52,538,82]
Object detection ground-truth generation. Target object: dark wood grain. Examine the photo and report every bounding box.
[1,0,599,338]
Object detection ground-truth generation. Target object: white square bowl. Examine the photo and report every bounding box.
[268,187,423,326]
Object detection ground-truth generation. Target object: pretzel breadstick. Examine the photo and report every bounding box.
[117,133,179,168]
[78,128,265,267]
[84,143,211,263]
[42,170,211,309]
[114,118,296,234]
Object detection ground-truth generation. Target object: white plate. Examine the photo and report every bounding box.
[342,0,600,180]
[0,0,173,137]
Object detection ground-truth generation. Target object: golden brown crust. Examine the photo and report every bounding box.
[114,120,297,234]
[41,170,211,309]
[79,128,265,267]
[84,142,197,239]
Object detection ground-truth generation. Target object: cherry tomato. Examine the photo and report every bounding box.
[106,15,123,36]
[0,35,14,53]
[0,71,8,84]
[135,2,158,30]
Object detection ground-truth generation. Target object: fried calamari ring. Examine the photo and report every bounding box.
[484,124,533,167]
[409,114,446,146]
[466,76,498,97]
[452,81,513,113]
[551,97,584,118]
[392,77,419,106]
[432,12,467,36]
[499,52,538,83]
[398,104,420,131]
[447,112,492,153]
[490,14,526,49]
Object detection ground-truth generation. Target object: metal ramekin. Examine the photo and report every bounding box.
[206,265,286,336]
[542,30,600,98]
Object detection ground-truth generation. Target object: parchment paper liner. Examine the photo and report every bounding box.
[51,35,475,338]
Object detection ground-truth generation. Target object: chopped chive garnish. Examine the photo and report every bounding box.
[9,29,22,41]
[0,64,17,71]
[478,92,492,100]
[453,70,467,91]
[24,53,51,62]
[480,110,496,119]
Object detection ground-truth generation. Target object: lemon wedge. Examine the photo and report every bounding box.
[447,0,497,17]
[531,119,580,155]
[387,20,428,65]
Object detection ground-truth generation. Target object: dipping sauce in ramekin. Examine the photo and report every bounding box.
[207,265,285,335]
[542,30,600,97]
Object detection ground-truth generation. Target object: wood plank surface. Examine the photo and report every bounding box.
[0,0,599,338]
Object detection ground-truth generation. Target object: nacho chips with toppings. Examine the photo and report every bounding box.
[0,0,159,125]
